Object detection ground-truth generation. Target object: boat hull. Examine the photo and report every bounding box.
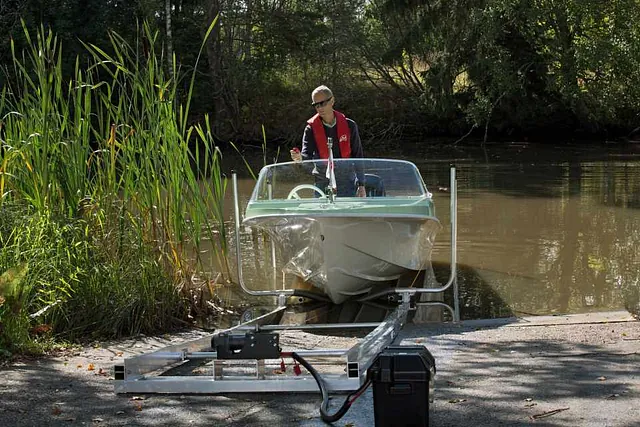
[244,214,440,304]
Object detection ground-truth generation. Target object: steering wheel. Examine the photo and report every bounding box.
[287,184,327,200]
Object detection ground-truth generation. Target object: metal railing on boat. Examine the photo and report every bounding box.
[232,166,460,321]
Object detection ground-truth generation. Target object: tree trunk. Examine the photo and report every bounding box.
[165,0,174,78]
[205,0,226,138]
[243,0,252,61]
[553,5,589,126]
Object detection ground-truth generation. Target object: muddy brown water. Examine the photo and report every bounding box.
[212,142,640,321]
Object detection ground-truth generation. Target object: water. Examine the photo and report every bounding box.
[220,142,640,320]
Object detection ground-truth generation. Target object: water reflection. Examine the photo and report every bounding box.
[216,144,640,320]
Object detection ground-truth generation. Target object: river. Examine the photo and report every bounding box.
[220,142,640,320]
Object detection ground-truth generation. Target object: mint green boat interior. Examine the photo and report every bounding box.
[245,197,435,219]
[245,158,437,218]
[242,159,441,304]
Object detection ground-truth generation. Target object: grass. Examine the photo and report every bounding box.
[0,19,229,356]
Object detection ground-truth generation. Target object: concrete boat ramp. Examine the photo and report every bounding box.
[300,311,639,427]
[0,311,638,426]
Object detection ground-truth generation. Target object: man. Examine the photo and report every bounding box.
[291,85,366,197]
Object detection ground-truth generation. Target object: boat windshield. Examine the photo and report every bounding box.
[250,158,429,201]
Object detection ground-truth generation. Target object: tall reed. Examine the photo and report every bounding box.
[0,19,227,349]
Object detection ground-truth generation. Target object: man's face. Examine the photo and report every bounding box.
[312,93,334,119]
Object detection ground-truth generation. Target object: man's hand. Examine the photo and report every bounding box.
[290,147,302,162]
[356,185,366,198]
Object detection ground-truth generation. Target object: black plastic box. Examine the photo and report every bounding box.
[368,345,436,427]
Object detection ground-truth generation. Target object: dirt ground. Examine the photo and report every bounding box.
[0,311,638,426]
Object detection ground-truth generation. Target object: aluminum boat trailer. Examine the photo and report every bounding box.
[114,295,413,394]
[114,167,459,423]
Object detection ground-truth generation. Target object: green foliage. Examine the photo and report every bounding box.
[0,19,228,353]
[0,261,32,354]
[0,203,185,348]
[352,0,640,139]
[5,1,640,143]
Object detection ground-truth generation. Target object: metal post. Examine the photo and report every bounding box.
[233,172,294,299]
[267,180,277,288]
[451,166,460,322]
[358,166,460,323]
[326,137,336,203]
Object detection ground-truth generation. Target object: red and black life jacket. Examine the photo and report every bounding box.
[307,110,351,159]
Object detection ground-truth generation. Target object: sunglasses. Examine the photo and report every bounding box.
[311,97,333,108]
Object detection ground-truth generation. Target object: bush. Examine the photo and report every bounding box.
[0,202,187,355]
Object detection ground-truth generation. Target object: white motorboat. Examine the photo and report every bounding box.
[243,158,441,304]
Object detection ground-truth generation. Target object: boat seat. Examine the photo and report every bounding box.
[360,173,386,197]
